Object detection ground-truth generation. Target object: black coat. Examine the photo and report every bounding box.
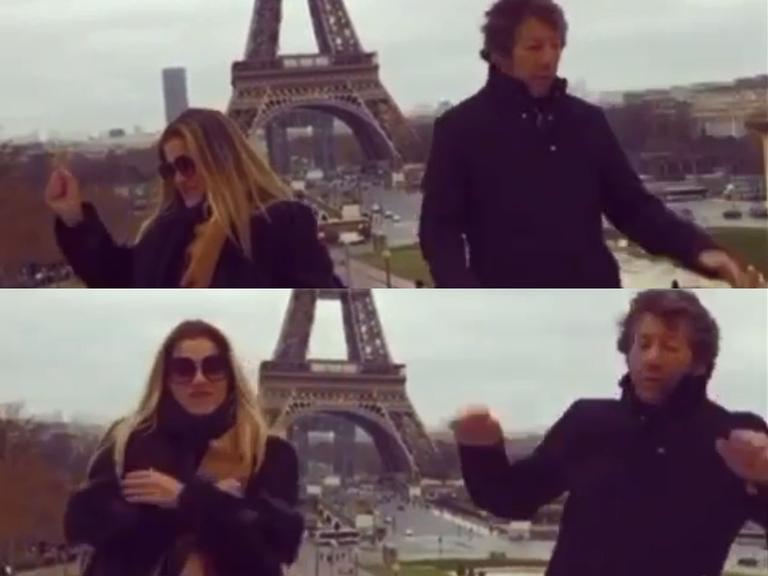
[459,374,768,576]
[55,198,341,288]
[64,434,303,576]
[420,68,720,287]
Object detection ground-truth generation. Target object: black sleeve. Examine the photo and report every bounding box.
[273,202,340,288]
[595,111,721,275]
[419,116,480,288]
[177,436,304,567]
[54,203,134,287]
[458,402,577,520]
[63,432,172,549]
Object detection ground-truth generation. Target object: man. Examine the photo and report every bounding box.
[419,0,766,288]
[453,290,768,576]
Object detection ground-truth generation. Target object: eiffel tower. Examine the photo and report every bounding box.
[258,289,442,480]
[228,0,424,174]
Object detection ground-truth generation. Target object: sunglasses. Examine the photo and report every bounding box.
[158,155,197,181]
[167,354,228,384]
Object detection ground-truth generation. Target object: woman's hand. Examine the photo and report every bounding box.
[450,406,504,447]
[215,478,244,498]
[44,168,84,227]
[121,469,184,509]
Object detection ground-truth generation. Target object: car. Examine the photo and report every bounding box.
[723,208,743,220]
[749,204,768,219]
[384,210,394,219]
[404,529,414,537]
[371,203,382,213]
[392,214,402,223]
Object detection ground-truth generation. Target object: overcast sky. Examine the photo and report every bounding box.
[0,0,765,137]
[0,289,765,434]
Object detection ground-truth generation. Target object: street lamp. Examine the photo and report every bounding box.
[382,249,392,288]
[338,235,353,288]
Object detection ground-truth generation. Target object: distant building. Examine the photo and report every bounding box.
[620,75,768,138]
[162,67,190,124]
[689,76,768,138]
[435,100,454,116]
[569,78,594,103]
[36,131,161,159]
[596,91,625,107]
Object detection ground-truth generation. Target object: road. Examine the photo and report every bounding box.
[372,499,553,563]
[359,189,768,247]
[350,188,767,288]
[290,541,376,576]
[313,494,767,574]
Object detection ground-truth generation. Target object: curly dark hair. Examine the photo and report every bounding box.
[480,0,568,63]
[617,290,721,377]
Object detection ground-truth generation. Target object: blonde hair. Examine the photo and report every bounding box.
[107,320,269,478]
[139,108,292,259]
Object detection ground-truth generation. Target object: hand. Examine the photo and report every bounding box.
[716,430,768,487]
[450,406,504,447]
[121,469,184,509]
[697,250,767,288]
[215,478,244,498]
[44,168,84,226]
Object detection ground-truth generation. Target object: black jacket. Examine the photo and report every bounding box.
[459,374,768,576]
[65,435,304,576]
[420,68,720,287]
[55,198,341,288]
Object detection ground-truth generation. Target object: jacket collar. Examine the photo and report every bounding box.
[483,65,568,112]
[619,372,710,420]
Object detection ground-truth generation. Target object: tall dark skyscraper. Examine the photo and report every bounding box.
[162,67,189,124]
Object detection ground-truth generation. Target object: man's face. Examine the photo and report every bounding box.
[493,17,563,97]
[627,313,702,405]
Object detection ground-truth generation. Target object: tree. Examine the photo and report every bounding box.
[0,143,21,186]
[0,411,96,565]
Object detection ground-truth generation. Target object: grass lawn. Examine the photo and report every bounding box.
[362,557,550,576]
[362,558,759,576]
[709,227,768,275]
[357,227,768,284]
[357,244,434,286]
[362,566,448,576]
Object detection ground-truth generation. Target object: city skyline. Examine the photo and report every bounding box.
[0,0,766,136]
[0,290,765,434]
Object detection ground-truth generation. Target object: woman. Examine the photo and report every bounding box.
[46,108,340,288]
[64,320,304,576]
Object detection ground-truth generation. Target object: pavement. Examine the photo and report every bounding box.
[18,564,77,576]
[331,247,414,288]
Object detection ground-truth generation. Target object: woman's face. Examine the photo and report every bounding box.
[166,337,230,416]
[162,137,207,207]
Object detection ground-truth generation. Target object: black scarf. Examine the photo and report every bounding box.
[136,196,213,287]
[124,390,236,481]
